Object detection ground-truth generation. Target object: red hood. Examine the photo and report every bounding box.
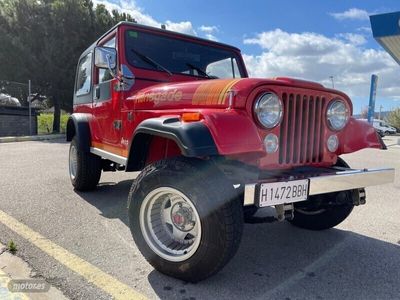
[128,77,352,111]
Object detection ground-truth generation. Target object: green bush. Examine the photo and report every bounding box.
[37,113,69,134]
[386,108,400,130]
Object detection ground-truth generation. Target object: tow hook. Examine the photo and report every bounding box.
[353,188,366,206]
[245,203,294,224]
[275,203,294,221]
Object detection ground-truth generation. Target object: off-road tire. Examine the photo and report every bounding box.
[128,157,243,282]
[69,137,102,191]
[288,157,354,230]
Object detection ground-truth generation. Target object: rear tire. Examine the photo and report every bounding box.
[128,157,243,282]
[69,137,101,191]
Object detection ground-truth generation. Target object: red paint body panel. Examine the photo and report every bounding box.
[73,22,384,171]
[339,118,382,153]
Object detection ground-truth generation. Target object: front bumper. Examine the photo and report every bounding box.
[244,167,395,206]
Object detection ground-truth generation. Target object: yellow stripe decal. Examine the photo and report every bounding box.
[92,142,128,158]
[217,79,241,104]
[0,210,147,300]
[192,79,242,105]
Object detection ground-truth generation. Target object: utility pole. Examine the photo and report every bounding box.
[329,76,335,89]
[28,80,32,136]
[367,74,378,124]
[379,105,383,120]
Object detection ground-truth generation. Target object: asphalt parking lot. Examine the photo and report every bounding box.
[0,136,399,300]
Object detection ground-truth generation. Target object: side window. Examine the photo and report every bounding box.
[76,53,92,96]
[99,37,116,83]
[206,57,241,79]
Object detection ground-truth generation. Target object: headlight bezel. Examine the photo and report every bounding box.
[326,99,350,131]
[254,92,283,129]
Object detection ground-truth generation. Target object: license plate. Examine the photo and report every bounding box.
[258,179,309,207]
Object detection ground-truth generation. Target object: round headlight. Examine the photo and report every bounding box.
[254,92,283,128]
[326,99,349,130]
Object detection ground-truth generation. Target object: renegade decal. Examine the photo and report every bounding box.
[192,79,241,105]
[134,89,183,104]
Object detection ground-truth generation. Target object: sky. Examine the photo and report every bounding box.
[92,0,400,114]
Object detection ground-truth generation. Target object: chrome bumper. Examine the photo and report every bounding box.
[243,168,395,206]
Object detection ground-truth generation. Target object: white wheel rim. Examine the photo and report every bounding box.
[139,187,202,262]
[69,144,78,180]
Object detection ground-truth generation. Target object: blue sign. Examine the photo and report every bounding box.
[367,74,378,124]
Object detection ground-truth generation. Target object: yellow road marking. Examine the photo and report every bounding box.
[0,210,147,300]
[0,268,30,300]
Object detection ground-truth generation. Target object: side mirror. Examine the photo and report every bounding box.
[94,46,117,70]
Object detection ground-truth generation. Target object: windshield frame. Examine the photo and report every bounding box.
[122,26,247,79]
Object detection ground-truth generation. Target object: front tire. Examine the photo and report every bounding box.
[128,157,243,282]
[288,157,354,230]
[288,192,354,230]
[69,137,102,191]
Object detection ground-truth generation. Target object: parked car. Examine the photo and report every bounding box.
[374,121,397,135]
[359,118,396,135]
[376,128,385,137]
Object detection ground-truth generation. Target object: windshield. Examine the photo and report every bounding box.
[124,29,244,79]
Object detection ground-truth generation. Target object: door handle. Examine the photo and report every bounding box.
[94,85,100,100]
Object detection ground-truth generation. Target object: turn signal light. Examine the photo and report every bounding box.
[181,112,202,122]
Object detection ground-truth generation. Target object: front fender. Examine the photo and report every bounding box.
[202,109,264,155]
[131,117,218,156]
[339,117,385,154]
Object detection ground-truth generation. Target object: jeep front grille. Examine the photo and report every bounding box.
[279,93,327,164]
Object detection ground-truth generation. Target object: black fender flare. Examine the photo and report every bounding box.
[126,117,218,171]
[66,113,91,152]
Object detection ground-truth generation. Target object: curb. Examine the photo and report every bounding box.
[0,134,65,143]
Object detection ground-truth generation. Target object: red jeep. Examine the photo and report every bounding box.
[67,22,394,282]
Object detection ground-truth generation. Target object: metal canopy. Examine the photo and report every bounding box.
[370,12,400,65]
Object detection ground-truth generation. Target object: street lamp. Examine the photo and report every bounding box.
[329,76,335,89]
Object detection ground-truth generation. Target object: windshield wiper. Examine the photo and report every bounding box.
[186,63,215,78]
[131,48,172,76]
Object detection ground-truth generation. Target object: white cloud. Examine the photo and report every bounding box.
[93,0,158,27]
[204,33,218,41]
[198,25,219,41]
[243,29,400,99]
[336,33,366,46]
[330,8,369,21]
[357,26,372,33]
[165,20,196,35]
[199,25,218,34]
[92,0,195,34]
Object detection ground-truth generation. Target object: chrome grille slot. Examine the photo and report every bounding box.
[279,93,326,165]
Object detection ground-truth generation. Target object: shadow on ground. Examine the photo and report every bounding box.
[77,179,133,225]
[77,180,400,300]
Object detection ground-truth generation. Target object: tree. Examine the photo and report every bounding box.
[0,0,135,132]
[387,108,400,130]
[360,106,368,119]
